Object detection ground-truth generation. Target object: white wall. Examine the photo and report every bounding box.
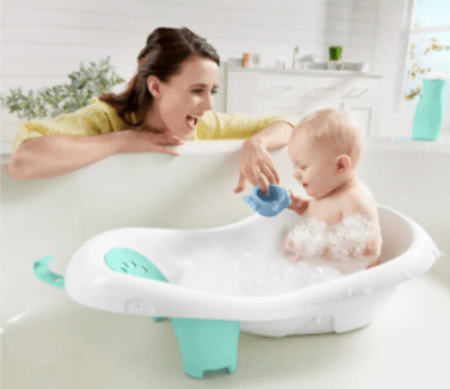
[1,0,380,152]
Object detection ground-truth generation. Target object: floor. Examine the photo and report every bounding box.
[2,258,450,389]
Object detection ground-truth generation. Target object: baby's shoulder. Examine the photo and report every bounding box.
[341,183,378,222]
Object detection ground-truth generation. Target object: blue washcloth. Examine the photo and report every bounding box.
[242,184,291,217]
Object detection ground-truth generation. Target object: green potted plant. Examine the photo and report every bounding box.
[0,56,125,121]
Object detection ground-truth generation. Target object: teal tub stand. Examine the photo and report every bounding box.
[34,249,241,379]
[171,317,240,379]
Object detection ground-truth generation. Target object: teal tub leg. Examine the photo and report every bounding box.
[104,248,240,378]
[171,317,241,379]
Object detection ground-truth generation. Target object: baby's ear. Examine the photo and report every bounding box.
[336,154,351,172]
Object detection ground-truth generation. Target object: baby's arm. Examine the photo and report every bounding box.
[287,188,309,215]
[281,236,295,255]
[363,239,381,269]
[281,189,309,256]
[318,240,379,272]
[319,205,381,266]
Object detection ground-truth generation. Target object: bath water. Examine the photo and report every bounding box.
[177,214,381,297]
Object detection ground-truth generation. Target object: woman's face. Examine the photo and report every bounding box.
[148,55,219,140]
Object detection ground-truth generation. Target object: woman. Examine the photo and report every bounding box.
[9,27,296,195]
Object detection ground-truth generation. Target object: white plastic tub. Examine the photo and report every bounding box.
[61,204,438,337]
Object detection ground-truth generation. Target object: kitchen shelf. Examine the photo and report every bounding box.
[227,66,382,79]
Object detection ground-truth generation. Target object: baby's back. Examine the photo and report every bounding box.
[307,179,379,228]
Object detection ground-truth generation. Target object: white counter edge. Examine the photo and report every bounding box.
[3,136,450,165]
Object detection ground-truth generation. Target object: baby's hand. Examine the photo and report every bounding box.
[281,236,303,263]
[282,236,295,253]
[287,188,309,215]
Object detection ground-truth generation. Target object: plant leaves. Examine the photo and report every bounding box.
[2,57,125,120]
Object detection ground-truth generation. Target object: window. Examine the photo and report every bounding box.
[403,0,450,131]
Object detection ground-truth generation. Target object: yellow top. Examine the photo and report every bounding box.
[12,97,297,153]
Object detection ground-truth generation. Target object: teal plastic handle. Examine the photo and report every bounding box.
[33,255,66,291]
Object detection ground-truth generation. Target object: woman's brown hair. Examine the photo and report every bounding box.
[99,27,220,127]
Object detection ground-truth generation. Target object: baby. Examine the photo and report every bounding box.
[281,108,382,274]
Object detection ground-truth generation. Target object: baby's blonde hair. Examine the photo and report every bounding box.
[293,108,363,166]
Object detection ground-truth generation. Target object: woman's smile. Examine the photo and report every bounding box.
[186,114,201,129]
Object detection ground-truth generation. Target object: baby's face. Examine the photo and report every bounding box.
[288,132,339,199]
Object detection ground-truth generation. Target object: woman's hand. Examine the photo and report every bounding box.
[234,139,280,195]
[118,127,184,156]
[287,188,309,215]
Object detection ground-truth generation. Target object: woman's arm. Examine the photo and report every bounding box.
[9,129,183,180]
[9,132,124,180]
[234,120,294,194]
[244,120,294,151]
[196,111,296,194]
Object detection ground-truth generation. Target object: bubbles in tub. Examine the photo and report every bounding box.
[176,253,342,297]
[176,213,381,297]
[283,213,382,275]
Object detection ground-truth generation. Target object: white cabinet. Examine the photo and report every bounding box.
[226,65,382,138]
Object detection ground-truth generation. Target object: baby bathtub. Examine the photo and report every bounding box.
[52,203,438,338]
[33,202,438,378]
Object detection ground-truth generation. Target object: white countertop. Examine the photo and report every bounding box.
[366,135,450,153]
[2,135,450,166]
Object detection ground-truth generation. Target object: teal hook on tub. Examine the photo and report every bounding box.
[33,255,66,290]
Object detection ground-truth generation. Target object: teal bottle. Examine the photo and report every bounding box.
[412,76,447,141]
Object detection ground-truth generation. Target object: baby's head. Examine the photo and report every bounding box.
[288,108,362,199]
